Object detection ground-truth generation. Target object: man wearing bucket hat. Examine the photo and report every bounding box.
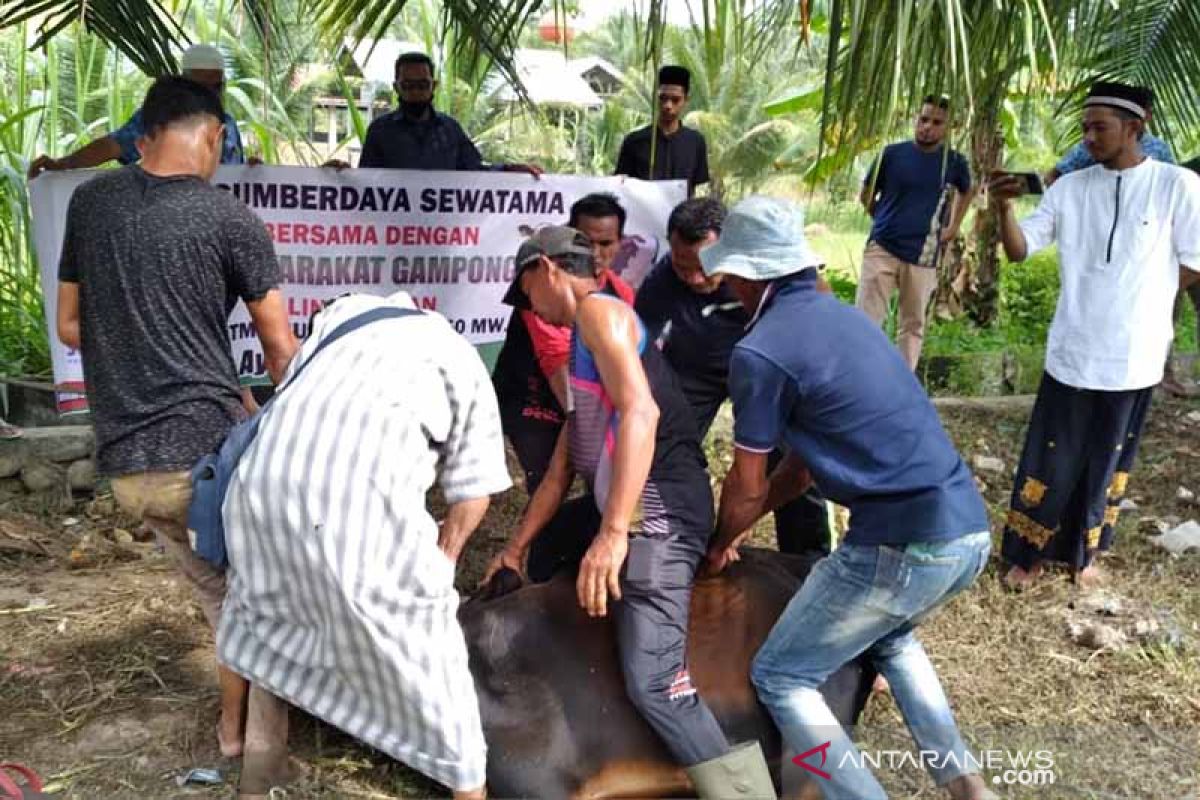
[29,44,249,178]
[483,226,776,798]
[703,196,995,800]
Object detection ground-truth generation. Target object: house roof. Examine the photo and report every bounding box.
[489,48,605,108]
[345,38,432,86]
[567,55,625,85]
[344,41,621,109]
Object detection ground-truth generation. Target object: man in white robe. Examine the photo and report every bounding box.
[217,291,511,799]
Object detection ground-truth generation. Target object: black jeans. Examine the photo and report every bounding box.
[527,502,729,766]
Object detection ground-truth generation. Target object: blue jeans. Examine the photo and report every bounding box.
[751,531,991,800]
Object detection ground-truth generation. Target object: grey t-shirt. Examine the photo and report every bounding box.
[58,165,280,476]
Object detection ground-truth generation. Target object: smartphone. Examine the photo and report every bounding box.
[994,171,1044,195]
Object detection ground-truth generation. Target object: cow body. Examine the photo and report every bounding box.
[460,549,874,799]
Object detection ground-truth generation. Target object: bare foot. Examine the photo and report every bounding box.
[1001,562,1043,591]
[238,754,308,799]
[1076,563,1106,587]
[944,773,999,800]
[871,674,890,695]
[218,720,244,758]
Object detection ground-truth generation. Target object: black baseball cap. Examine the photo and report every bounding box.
[502,225,595,309]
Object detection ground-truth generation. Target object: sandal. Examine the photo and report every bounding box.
[0,763,51,799]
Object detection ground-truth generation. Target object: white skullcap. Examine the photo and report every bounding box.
[181,44,225,72]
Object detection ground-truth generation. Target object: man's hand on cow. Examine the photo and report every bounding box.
[704,531,752,577]
[577,528,628,617]
[480,545,527,587]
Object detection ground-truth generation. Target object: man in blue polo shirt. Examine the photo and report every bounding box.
[859,95,971,370]
[703,196,994,800]
[636,196,831,557]
[28,45,247,178]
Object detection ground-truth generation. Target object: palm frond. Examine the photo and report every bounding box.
[1069,0,1200,150]
[0,0,184,74]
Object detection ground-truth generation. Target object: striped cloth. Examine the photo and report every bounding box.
[216,291,511,791]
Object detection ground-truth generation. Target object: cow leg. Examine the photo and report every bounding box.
[573,760,692,799]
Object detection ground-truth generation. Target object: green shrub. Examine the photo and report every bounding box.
[998,251,1059,347]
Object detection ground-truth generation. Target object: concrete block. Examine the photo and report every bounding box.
[67,459,97,492]
[21,426,94,463]
[21,460,65,493]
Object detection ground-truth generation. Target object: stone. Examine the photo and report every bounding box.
[1068,620,1127,651]
[20,426,94,463]
[0,438,29,478]
[1185,410,1200,425]
[1176,486,1195,503]
[112,528,134,545]
[1150,520,1200,555]
[971,454,1006,474]
[0,477,26,500]
[20,461,64,493]
[67,459,96,492]
[1118,498,1139,511]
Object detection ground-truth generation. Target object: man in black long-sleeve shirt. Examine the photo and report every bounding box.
[353,51,540,175]
[615,66,710,196]
[635,197,830,555]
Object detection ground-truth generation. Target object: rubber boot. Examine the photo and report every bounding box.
[685,741,777,799]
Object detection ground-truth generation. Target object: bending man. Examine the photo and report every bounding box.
[485,227,774,798]
[704,197,993,800]
[218,292,511,800]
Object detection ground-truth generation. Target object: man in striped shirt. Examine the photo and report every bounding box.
[217,291,511,799]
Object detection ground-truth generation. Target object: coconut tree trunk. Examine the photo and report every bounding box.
[964,111,1004,327]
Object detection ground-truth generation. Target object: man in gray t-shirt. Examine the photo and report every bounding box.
[53,76,297,764]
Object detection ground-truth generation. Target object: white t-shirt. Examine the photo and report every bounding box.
[1020,158,1200,390]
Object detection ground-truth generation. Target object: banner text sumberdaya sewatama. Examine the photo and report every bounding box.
[30,166,684,413]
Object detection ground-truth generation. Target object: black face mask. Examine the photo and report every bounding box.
[399,99,433,119]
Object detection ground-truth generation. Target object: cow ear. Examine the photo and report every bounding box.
[472,567,525,603]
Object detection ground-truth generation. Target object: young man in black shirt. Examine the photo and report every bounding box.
[615,66,710,196]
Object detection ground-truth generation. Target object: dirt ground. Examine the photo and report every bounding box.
[2,396,1199,799]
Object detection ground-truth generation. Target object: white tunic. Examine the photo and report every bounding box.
[216,292,511,791]
[1020,159,1200,390]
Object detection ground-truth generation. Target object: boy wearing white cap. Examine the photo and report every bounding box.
[29,44,247,179]
[703,196,994,800]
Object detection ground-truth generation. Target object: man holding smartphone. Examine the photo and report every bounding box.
[859,95,973,370]
[1044,87,1195,396]
[989,82,1200,589]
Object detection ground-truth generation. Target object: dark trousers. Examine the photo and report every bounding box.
[768,450,832,556]
[527,502,729,766]
[502,409,562,495]
[1002,372,1152,571]
[687,381,830,558]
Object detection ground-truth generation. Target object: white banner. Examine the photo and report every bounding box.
[30,166,684,412]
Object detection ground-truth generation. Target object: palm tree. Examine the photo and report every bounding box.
[6,0,1199,320]
[776,0,1200,323]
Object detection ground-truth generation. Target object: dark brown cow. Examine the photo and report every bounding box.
[460,548,874,799]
